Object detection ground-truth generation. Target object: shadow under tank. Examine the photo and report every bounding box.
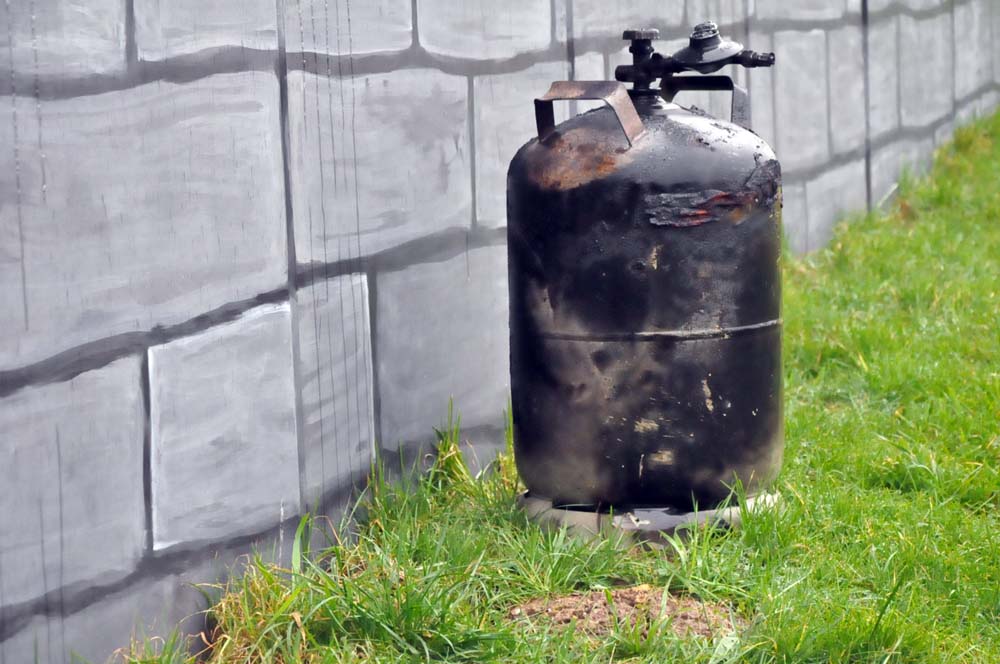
[506,25,783,511]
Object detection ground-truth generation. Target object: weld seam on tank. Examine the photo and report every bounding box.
[539,318,781,342]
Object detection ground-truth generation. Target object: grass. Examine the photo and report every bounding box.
[117,110,1000,663]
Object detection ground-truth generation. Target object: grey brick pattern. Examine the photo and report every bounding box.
[419,0,551,59]
[0,0,125,76]
[0,72,287,370]
[828,25,866,156]
[871,137,935,204]
[148,303,299,550]
[135,0,279,59]
[805,158,867,249]
[0,358,144,607]
[781,183,809,254]
[994,3,1000,84]
[1,536,287,664]
[901,0,947,9]
[755,0,848,21]
[899,13,953,128]
[934,117,957,147]
[686,0,744,27]
[1,0,999,659]
[747,30,776,148]
[376,244,509,450]
[573,50,604,79]
[953,1,993,100]
[4,562,205,664]
[474,61,569,226]
[571,0,683,42]
[867,17,899,140]
[296,274,375,509]
[773,29,830,172]
[284,0,412,55]
[286,69,470,261]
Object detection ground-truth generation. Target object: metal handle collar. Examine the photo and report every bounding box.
[534,81,645,147]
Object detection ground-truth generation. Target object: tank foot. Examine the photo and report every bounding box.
[517,491,780,546]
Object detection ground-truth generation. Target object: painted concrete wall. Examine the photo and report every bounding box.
[1,0,998,660]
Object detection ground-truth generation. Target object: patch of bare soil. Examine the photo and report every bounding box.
[509,584,743,640]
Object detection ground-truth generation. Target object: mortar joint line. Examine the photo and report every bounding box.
[861,0,873,211]
[275,0,309,514]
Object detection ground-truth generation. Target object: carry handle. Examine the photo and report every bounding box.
[534,81,645,147]
[659,75,752,130]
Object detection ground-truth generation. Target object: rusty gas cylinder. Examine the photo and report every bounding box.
[507,23,782,509]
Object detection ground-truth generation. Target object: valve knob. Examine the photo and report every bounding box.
[690,22,720,43]
[672,21,743,72]
[621,29,661,90]
[622,28,660,41]
[616,20,774,91]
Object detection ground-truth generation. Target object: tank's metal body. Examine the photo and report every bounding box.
[507,76,783,510]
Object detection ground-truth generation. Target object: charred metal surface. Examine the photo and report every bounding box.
[643,158,781,228]
[507,88,783,511]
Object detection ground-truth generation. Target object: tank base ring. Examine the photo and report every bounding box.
[517,491,780,546]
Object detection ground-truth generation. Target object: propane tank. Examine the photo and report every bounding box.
[507,23,782,510]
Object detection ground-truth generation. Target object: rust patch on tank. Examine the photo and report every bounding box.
[644,190,751,227]
[644,158,780,227]
[648,246,660,269]
[647,450,675,467]
[701,378,715,413]
[634,418,659,433]
[526,127,636,190]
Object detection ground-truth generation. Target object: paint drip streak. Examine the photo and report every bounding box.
[296,1,327,507]
[0,550,5,664]
[320,0,351,491]
[55,428,66,657]
[29,0,46,204]
[308,0,333,502]
[6,0,29,331]
[37,500,52,657]
[346,0,372,464]
[333,0,357,479]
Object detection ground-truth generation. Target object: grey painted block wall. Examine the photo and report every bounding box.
[135,0,279,58]
[2,0,999,660]
[0,71,287,369]
[0,358,144,606]
[286,67,471,259]
[377,244,510,451]
[0,0,126,76]
[297,274,375,509]
[149,303,299,550]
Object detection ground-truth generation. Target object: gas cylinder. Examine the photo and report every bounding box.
[507,23,782,510]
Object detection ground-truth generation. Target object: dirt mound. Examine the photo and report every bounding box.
[509,584,743,639]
